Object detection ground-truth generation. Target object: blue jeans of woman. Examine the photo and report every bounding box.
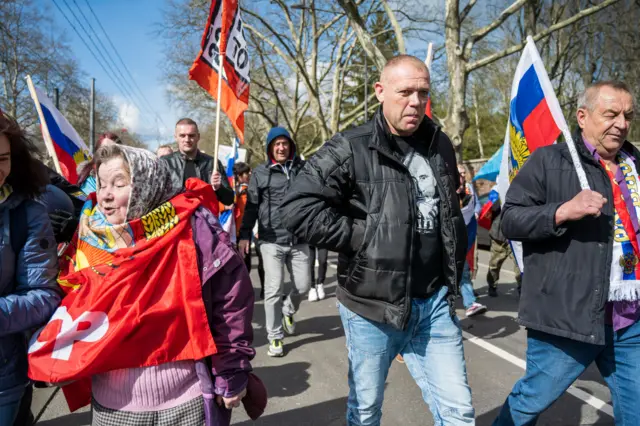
[0,385,25,425]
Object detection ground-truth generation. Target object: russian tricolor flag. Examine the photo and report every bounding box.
[496,37,573,271]
[219,138,240,242]
[33,85,91,184]
[225,137,239,185]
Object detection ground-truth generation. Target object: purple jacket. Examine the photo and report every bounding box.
[191,207,256,425]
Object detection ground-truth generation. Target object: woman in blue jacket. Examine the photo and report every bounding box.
[0,114,61,423]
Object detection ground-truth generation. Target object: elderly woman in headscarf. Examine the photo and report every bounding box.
[29,144,257,426]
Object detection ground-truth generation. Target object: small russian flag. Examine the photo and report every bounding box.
[33,85,91,184]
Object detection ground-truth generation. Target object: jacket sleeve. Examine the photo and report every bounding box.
[47,166,85,217]
[238,170,259,241]
[215,160,235,206]
[0,201,62,336]
[280,136,361,252]
[501,148,567,242]
[206,254,255,398]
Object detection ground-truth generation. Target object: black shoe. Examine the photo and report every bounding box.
[473,290,480,297]
[488,287,498,297]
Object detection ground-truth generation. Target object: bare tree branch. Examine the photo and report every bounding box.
[459,0,477,23]
[330,22,354,132]
[335,0,388,69]
[467,0,622,72]
[340,92,378,123]
[465,0,527,53]
[381,0,405,54]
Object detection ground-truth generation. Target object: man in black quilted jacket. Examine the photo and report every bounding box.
[281,55,474,426]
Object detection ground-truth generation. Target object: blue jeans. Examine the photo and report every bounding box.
[460,262,476,309]
[339,286,475,426]
[0,388,24,425]
[494,320,640,426]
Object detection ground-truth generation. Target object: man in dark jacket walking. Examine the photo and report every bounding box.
[161,118,234,205]
[281,55,474,426]
[494,81,639,425]
[238,127,309,358]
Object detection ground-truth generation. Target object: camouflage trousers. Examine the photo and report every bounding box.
[486,239,521,289]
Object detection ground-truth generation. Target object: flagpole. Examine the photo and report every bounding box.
[425,42,433,71]
[213,32,225,175]
[26,75,62,174]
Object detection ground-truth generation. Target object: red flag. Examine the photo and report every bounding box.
[425,95,432,119]
[189,0,250,143]
[477,188,499,230]
[28,180,219,410]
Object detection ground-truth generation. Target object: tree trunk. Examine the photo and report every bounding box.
[472,85,484,158]
[442,0,469,162]
[336,0,388,70]
[525,0,539,36]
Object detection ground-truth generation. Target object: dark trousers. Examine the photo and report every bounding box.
[243,246,252,273]
[13,384,33,426]
[254,241,265,297]
[308,246,328,287]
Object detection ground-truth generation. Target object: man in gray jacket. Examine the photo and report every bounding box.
[238,127,309,358]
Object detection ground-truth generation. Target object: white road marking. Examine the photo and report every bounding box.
[326,259,613,417]
[463,332,614,418]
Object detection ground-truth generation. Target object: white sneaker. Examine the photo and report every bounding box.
[316,284,326,300]
[465,302,488,318]
[308,287,318,302]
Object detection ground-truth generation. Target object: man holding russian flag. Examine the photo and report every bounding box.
[493,77,639,423]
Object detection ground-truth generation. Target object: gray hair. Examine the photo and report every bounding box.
[577,80,635,112]
[95,143,130,179]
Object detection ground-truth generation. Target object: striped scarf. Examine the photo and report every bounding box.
[604,150,640,302]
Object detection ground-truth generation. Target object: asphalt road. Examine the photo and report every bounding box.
[32,249,615,425]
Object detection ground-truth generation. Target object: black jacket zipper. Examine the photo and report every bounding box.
[372,146,415,329]
[372,127,459,328]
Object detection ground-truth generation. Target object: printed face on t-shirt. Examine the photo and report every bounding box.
[406,153,439,234]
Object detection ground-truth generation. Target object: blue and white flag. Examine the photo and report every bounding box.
[219,138,240,242]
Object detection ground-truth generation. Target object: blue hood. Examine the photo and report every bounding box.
[266,127,297,163]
